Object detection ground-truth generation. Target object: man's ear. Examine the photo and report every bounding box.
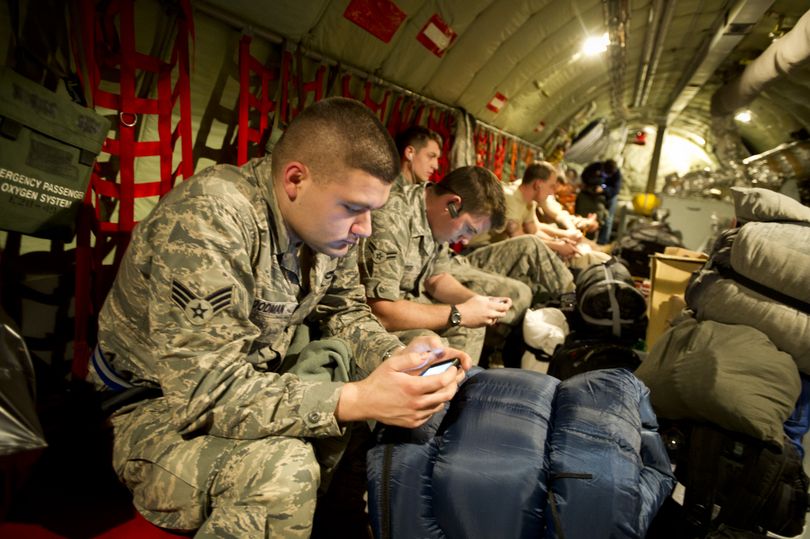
[405,146,414,162]
[281,161,308,201]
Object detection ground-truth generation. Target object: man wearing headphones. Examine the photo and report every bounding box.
[394,125,442,189]
[359,166,516,363]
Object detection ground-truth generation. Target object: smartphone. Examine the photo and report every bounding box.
[420,358,461,376]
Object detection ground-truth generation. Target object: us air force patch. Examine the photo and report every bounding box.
[371,249,395,264]
[171,280,232,325]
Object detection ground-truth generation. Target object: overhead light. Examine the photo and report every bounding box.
[582,33,609,56]
[734,110,752,123]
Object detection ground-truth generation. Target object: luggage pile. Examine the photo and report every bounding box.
[612,217,684,278]
[367,368,675,539]
[539,258,646,379]
[636,187,810,538]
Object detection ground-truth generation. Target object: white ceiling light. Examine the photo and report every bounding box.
[582,33,609,56]
[734,110,752,123]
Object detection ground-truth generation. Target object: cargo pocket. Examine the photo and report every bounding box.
[111,399,212,531]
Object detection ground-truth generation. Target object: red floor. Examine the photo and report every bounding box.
[0,513,185,539]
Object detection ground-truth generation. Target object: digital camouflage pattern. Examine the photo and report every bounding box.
[91,157,402,536]
[358,183,486,361]
[112,397,320,537]
[447,257,531,327]
[464,235,576,301]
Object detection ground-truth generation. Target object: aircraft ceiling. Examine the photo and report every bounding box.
[201,0,810,156]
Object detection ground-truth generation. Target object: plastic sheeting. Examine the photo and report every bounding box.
[0,318,45,457]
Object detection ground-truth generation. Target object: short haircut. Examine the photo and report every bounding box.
[272,97,399,184]
[522,161,557,186]
[433,166,506,231]
[395,126,443,158]
[603,159,618,175]
[581,162,606,186]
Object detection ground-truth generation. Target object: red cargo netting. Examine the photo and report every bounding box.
[237,34,278,165]
[73,0,194,378]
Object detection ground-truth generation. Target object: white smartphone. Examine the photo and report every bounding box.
[420,358,461,376]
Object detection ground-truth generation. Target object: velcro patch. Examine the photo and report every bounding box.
[251,298,297,318]
[171,280,232,325]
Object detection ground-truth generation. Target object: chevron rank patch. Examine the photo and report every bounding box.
[171,280,232,325]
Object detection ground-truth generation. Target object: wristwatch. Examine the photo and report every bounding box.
[448,305,462,327]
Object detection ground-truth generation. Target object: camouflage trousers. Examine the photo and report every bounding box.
[463,235,575,303]
[448,257,532,327]
[111,397,320,538]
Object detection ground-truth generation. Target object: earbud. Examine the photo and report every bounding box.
[447,202,459,218]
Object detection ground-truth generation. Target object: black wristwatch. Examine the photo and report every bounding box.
[448,305,462,327]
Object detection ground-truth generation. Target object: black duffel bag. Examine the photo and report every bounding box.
[547,336,641,381]
[575,258,647,338]
[613,220,684,278]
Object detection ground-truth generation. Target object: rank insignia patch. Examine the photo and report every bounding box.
[371,250,395,264]
[171,280,232,325]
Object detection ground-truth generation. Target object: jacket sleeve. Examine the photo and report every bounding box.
[141,194,345,440]
[312,249,403,378]
[359,203,408,302]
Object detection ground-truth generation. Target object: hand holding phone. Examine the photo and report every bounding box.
[420,358,461,376]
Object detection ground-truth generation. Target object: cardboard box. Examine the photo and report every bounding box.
[646,249,708,348]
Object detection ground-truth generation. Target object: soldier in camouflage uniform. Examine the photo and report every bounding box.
[393,125,442,190]
[359,166,522,363]
[87,98,471,538]
[469,162,607,274]
[392,128,571,327]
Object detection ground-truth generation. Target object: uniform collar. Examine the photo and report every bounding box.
[255,156,299,259]
[400,182,432,240]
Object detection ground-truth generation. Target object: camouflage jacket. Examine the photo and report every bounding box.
[359,183,452,301]
[93,158,401,439]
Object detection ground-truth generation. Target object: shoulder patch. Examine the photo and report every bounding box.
[371,249,396,264]
[171,280,232,325]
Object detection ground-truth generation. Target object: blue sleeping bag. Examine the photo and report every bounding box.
[367,368,675,539]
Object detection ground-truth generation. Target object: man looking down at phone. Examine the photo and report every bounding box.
[87,97,470,538]
[360,165,521,363]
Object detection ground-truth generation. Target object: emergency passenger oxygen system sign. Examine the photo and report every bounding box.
[0,67,109,241]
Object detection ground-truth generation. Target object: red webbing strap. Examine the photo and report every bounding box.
[117,0,136,231]
[509,141,518,180]
[279,48,292,126]
[281,48,325,125]
[400,99,417,128]
[386,94,405,136]
[493,135,507,179]
[72,190,93,379]
[237,34,279,165]
[412,103,425,127]
[341,72,355,99]
[297,64,325,117]
[172,14,194,184]
[73,0,194,378]
[238,35,252,165]
[362,81,390,122]
[385,95,423,137]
